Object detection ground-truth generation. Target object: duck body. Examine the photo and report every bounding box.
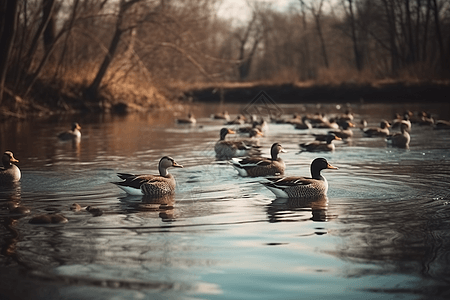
[215,128,259,159]
[0,151,21,184]
[212,111,230,121]
[177,113,196,124]
[364,120,391,137]
[262,158,338,198]
[58,122,81,140]
[328,121,355,139]
[231,143,286,177]
[387,123,410,148]
[300,134,341,152]
[434,120,450,129]
[113,156,183,196]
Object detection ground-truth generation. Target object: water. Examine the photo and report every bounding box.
[1,101,450,300]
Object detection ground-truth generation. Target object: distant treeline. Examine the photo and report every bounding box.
[0,0,449,114]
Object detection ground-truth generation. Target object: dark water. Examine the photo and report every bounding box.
[1,101,450,300]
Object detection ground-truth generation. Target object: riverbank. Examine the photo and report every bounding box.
[180,80,450,104]
[1,80,449,120]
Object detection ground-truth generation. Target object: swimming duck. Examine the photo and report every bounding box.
[262,158,338,199]
[215,128,260,159]
[212,111,230,121]
[328,121,355,139]
[386,123,410,149]
[112,156,183,196]
[58,122,81,140]
[239,128,263,148]
[300,134,341,152]
[0,151,21,183]
[313,121,355,141]
[176,113,196,124]
[391,114,411,132]
[363,120,391,137]
[226,114,246,125]
[294,116,313,130]
[434,119,450,130]
[230,143,287,177]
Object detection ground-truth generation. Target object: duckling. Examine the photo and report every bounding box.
[215,128,260,159]
[112,156,183,196]
[262,158,338,199]
[176,113,196,124]
[230,143,287,177]
[29,214,68,224]
[0,151,21,184]
[58,122,81,140]
[386,123,410,149]
[300,134,341,152]
[363,120,391,137]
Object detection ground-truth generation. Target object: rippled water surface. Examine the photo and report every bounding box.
[1,101,450,300]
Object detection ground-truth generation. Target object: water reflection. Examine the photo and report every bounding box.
[267,195,335,223]
[119,194,176,221]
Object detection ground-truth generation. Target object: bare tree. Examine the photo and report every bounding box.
[0,0,19,104]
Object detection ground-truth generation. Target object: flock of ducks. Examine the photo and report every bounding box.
[1,107,449,222]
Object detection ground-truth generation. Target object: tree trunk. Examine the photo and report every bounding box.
[0,0,18,104]
[348,0,362,71]
[43,0,56,54]
[85,0,141,100]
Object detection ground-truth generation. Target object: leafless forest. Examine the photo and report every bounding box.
[0,0,449,115]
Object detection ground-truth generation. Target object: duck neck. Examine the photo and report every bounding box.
[311,168,324,180]
[270,150,278,161]
[219,132,227,141]
[159,166,169,177]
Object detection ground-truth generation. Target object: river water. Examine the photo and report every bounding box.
[0,100,450,299]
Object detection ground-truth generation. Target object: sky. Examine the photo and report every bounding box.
[215,0,297,25]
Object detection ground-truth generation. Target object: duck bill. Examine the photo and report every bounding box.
[327,163,338,170]
[228,129,236,134]
[172,162,183,168]
[348,122,355,127]
[335,136,342,141]
[11,157,19,163]
[280,148,287,153]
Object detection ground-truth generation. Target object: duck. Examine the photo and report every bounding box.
[315,118,339,129]
[294,116,313,130]
[434,119,450,130]
[58,122,81,140]
[262,157,338,199]
[176,113,196,124]
[215,128,260,159]
[386,123,410,149]
[226,114,246,125]
[363,120,391,137]
[230,143,287,177]
[391,114,411,132]
[112,156,183,196]
[313,121,355,141]
[239,128,263,148]
[0,151,21,183]
[300,134,341,152]
[328,121,355,139]
[212,111,230,121]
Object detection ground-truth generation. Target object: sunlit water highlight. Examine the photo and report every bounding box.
[0,102,450,299]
